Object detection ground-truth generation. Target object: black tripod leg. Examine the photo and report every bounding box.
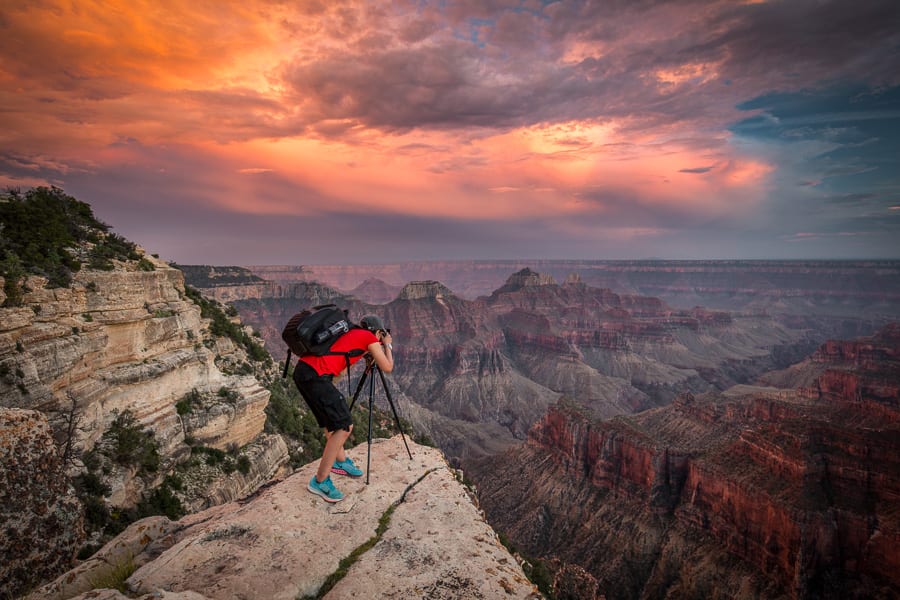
[366,368,375,485]
[347,367,370,412]
[377,367,413,460]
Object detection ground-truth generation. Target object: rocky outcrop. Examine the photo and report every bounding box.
[31,437,541,600]
[397,279,456,300]
[1,408,84,596]
[179,433,289,513]
[469,325,900,599]
[0,264,272,480]
[1,261,287,595]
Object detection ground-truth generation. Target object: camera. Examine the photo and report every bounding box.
[314,319,349,343]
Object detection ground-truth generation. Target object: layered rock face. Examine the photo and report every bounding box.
[469,325,900,599]
[0,261,286,595]
[1,409,84,595]
[194,268,815,464]
[0,263,274,479]
[31,437,541,600]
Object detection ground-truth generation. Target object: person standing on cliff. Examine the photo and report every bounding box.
[292,314,394,503]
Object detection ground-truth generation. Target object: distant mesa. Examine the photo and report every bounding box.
[564,272,584,286]
[398,280,455,300]
[176,265,265,287]
[495,268,557,293]
[349,277,403,304]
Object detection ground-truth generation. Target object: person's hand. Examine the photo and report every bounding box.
[379,330,393,351]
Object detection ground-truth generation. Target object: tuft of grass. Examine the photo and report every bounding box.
[87,553,136,593]
[300,505,397,600]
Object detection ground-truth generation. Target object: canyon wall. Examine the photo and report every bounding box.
[469,325,900,599]
[0,260,287,596]
[190,268,815,464]
[245,260,900,321]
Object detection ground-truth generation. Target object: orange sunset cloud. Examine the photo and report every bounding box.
[1,0,897,262]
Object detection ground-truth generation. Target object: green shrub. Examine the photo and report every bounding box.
[81,494,111,531]
[217,387,240,403]
[105,410,160,474]
[75,471,111,497]
[175,398,192,415]
[184,286,272,364]
[134,480,183,521]
[1,253,26,306]
[0,187,103,290]
[237,455,251,475]
[87,233,140,270]
[193,445,227,466]
[0,187,151,307]
[137,258,155,271]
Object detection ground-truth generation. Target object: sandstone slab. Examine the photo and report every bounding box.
[325,462,541,598]
[115,436,538,599]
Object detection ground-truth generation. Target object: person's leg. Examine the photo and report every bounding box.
[324,427,352,463]
[317,426,352,482]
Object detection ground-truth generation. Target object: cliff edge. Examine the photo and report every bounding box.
[32,435,540,600]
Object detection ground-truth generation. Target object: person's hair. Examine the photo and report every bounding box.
[359,314,385,333]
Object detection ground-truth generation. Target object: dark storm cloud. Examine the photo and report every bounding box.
[276,0,900,139]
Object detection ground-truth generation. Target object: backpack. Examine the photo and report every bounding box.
[281,304,363,381]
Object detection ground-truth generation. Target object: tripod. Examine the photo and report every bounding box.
[347,359,413,484]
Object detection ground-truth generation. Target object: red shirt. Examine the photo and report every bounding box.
[299,328,379,376]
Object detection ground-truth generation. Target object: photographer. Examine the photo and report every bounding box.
[293,314,393,503]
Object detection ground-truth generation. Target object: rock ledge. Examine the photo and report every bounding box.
[34,436,540,600]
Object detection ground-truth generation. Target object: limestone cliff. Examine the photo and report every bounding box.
[0,259,288,596]
[31,437,541,600]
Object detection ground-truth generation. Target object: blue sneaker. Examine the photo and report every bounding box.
[308,475,344,503]
[331,457,364,478]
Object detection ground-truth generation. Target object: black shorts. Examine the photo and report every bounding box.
[292,361,352,432]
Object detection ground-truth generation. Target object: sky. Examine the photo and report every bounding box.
[1,0,900,264]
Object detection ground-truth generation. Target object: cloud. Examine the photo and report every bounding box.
[1,0,899,261]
